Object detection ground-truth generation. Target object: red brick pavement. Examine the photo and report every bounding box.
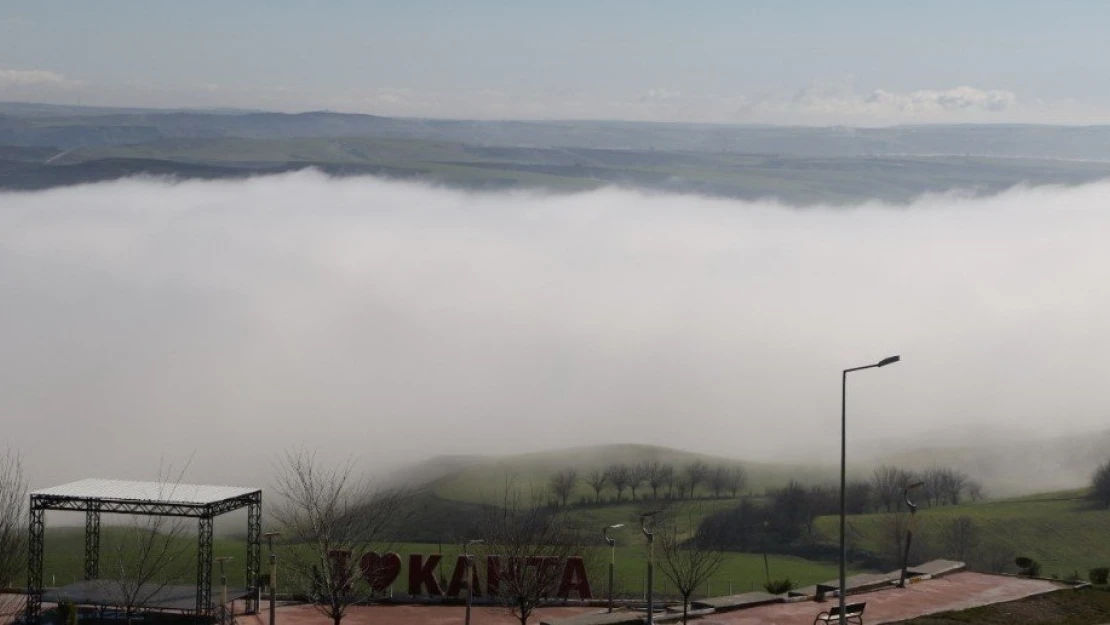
[263,603,599,625]
[700,572,1062,625]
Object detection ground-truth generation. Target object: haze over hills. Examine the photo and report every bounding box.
[5,102,1110,203]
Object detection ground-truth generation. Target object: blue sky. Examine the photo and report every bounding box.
[2,1,1108,124]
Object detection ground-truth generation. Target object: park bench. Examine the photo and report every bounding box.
[815,583,838,601]
[814,601,866,625]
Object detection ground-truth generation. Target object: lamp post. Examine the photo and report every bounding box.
[640,513,657,625]
[463,539,484,625]
[263,532,281,625]
[898,482,924,588]
[215,556,233,625]
[603,524,625,613]
[840,355,900,625]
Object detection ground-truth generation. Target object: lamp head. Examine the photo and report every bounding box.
[877,355,901,367]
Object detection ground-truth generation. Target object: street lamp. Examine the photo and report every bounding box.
[215,556,233,625]
[640,513,657,625]
[898,482,924,588]
[463,539,484,625]
[840,355,900,625]
[263,531,281,625]
[603,524,625,613]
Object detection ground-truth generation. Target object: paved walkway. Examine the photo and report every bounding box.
[269,602,599,625]
[700,572,1062,625]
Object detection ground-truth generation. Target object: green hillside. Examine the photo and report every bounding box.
[424,443,834,505]
[813,489,1110,577]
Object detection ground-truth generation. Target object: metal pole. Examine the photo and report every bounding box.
[899,483,923,588]
[464,539,483,625]
[641,514,655,625]
[603,524,623,613]
[264,532,281,625]
[839,369,847,625]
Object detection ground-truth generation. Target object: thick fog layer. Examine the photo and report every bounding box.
[2,172,1108,489]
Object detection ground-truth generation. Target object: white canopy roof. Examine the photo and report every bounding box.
[32,478,259,505]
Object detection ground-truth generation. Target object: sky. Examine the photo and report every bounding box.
[2,0,1110,124]
[3,173,1110,491]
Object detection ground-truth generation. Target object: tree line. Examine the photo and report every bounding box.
[548,460,748,507]
[696,464,985,556]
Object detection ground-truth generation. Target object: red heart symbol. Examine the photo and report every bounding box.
[360,551,402,591]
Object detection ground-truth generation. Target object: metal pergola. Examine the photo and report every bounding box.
[26,479,262,625]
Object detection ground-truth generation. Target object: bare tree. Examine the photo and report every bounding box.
[726,466,748,498]
[630,462,650,501]
[656,506,725,624]
[870,465,913,512]
[708,466,729,499]
[645,462,674,500]
[606,464,633,502]
[584,468,608,504]
[103,463,194,625]
[967,480,985,502]
[0,450,27,623]
[480,487,589,625]
[939,468,969,505]
[548,469,578,508]
[682,462,710,499]
[273,450,411,625]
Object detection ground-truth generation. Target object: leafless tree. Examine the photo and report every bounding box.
[656,506,725,624]
[548,469,578,508]
[870,465,914,512]
[708,466,729,499]
[630,462,650,501]
[967,480,985,502]
[584,468,608,504]
[103,463,194,625]
[940,516,980,562]
[606,464,634,502]
[0,450,27,623]
[682,462,710,499]
[726,466,747,498]
[273,449,411,625]
[939,468,969,505]
[480,486,589,625]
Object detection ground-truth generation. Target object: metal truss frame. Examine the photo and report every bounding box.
[27,490,262,625]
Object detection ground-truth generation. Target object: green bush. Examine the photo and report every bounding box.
[1015,557,1042,578]
[1089,567,1109,584]
[763,578,795,594]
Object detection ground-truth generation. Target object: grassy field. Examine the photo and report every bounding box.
[813,489,1110,578]
[37,529,854,599]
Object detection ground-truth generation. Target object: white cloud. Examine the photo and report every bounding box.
[0,68,79,87]
[3,173,1110,490]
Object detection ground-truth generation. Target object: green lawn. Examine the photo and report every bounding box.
[36,530,854,600]
[813,489,1110,578]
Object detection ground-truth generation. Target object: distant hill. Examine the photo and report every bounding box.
[5,101,1110,160]
[411,443,834,505]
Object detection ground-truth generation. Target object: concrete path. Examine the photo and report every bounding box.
[698,572,1062,625]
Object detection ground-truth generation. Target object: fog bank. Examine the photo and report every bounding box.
[2,172,1109,489]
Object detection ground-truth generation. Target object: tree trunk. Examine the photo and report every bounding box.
[333,615,342,625]
[682,593,690,624]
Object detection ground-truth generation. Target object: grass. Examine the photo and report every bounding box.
[812,489,1110,577]
[37,529,856,599]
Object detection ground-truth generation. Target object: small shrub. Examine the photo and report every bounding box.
[1089,567,1109,584]
[57,601,77,625]
[763,578,795,594]
[1015,556,1042,578]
